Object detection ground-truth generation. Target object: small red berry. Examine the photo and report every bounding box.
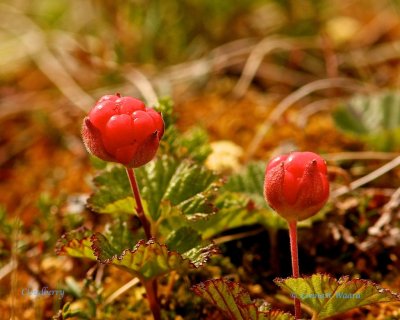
[82,94,164,167]
[264,151,329,221]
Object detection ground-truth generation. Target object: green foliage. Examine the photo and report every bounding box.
[190,192,262,238]
[333,91,400,151]
[56,228,218,281]
[192,278,295,320]
[55,227,96,260]
[88,156,218,222]
[223,162,290,229]
[275,273,400,319]
[224,162,266,207]
[88,167,132,214]
[103,214,143,253]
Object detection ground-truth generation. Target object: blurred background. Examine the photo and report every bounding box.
[2,0,400,318]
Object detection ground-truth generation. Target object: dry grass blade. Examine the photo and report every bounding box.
[323,152,400,162]
[103,278,140,306]
[0,4,94,111]
[124,69,159,106]
[245,77,372,161]
[233,37,295,98]
[331,155,400,198]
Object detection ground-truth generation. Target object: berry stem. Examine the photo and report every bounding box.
[288,220,302,319]
[126,167,160,320]
[126,167,152,240]
[144,279,161,320]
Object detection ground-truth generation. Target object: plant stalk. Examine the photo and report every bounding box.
[126,168,160,320]
[144,279,161,320]
[126,167,152,240]
[288,220,302,319]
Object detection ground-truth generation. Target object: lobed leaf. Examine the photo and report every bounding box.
[55,227,96,260]
[88,156,218,222]
[274,273,400,319]
[103,214,144,252]
[192,278,294,320]
[88,167,133,214]
[56,228,218,281]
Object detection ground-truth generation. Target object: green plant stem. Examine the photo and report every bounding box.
[126,167,152,240]
[288,220,302,319]
[126,168,160,320]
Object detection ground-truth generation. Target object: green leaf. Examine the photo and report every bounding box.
[191,192,262,239]
[192,278,295,320]
[165,226,202,254]
[274,273,400,319]
[88,167,132,214]
[56,228,218,281]
[224,162,267,208]
[89,156,219,222]
[222,162,288,229]
[333,91,400,151]
[92,237,217,280]
[55,227,96,260]
[103,214,144,252]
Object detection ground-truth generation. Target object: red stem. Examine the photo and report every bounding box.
[288,220,302,319]
[144,279,161,320]
[126,167,160,320]
[126,167,152,240]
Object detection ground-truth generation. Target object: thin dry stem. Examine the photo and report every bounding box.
[103,278,140,306]
[323,152,400,162]
[331,155,400,198]
[0,4,94,111]
[245,77,372,161]
[125,69,159,107]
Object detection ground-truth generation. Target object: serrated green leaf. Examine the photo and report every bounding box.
[192,278,294,320]
[56,228,218,281]
[92,238,217,280]
[188,192,285,238]
[103,214,144,252]
[161,160,216,208]
[333,91,400,151]
[223,162,267,208]
[165,226,202,254]
[100,197,136,215]
[182,242,219,267]
[55,227,96,260]
[88,167,132,214]
[89,156,218,223]
[275,273,400,319]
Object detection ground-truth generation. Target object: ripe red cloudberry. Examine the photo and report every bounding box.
[82,94,164,168]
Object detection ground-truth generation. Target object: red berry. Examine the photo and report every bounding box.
[89,100,117,130]
[97,94,119,104]
[116,97,146,114]
[132,111,156,142]
[264,151,329,221]
[103,114,135,153]
[146,108,164,137]
[81,94,164,167]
